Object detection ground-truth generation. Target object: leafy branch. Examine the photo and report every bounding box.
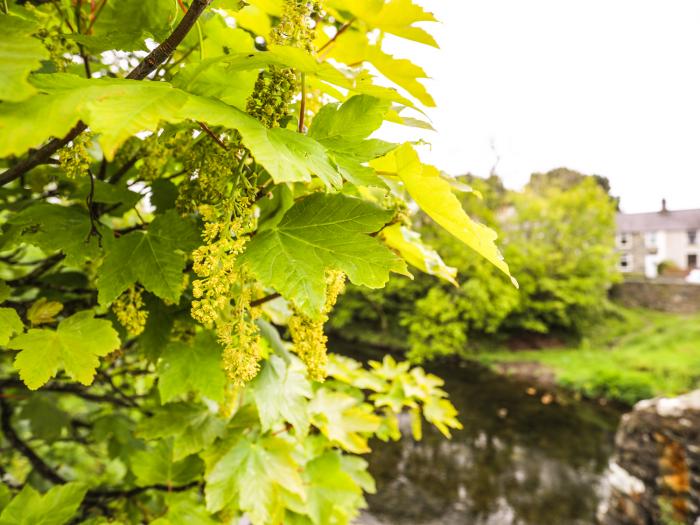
[0,0,213,187]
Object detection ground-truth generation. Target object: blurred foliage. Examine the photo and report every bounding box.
[332,169,621,361]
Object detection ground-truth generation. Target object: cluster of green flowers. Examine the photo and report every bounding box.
[35,22,79,71]
[112,286,148,337]
[191,196,263,385]
[58,134,92,178]
[289,270,346,381]
[246,1,319,127]
[176,141,244,212]
[138,129,193,180]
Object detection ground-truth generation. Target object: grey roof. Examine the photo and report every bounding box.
[617,208,700,233]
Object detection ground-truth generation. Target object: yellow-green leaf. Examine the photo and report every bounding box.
[382,223,457,285]
[8,311,120,390]
[372,144,516,284]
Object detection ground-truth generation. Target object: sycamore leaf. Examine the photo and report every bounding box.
[131,439,203,487]
[37,74,190,159]
[309,95,390,143]
[157,331,227,404]
[138,403,226,461]
[151,493,219,525]
[203,434,305,521]
[308,389,380,454]
[0,307,23,346]
[0,74,190,160]
[241,193,408,318]
[26,297,64,326]
[382,224,457,285]
[77,0,178,52]
[308,95,394,186]
[1,74,367,189]
[249,352,312,435]
[6,204,101,266]
[97,210,200,305]
[0,483,87,525]
[0,281,11,303]
[7,311,120,390]
[372,144,515,283]
[0,15,49,102]
[0,485,9,514]
[232,5,271,35]
[180,95,342,187]
[423,397,463,438]
[328,0,438,47]
[367,47,435,107]
[18,395,70,442]
[303,451,368,525]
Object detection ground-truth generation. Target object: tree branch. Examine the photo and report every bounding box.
[0,0,213,187]
[0,378,135,408]
[0,398,67,485]
[86,481,199,500]
[250,292,281,307]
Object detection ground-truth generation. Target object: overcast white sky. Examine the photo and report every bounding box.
[383,0,700,213]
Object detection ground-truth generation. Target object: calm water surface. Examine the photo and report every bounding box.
[360,362,622,525]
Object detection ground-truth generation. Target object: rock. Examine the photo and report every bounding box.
[599,390,700,524]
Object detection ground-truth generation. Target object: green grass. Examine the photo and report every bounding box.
[475,308,700,405]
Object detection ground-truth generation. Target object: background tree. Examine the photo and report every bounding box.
[333,171,619,361]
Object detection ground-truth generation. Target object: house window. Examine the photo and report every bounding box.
[689,231,697,245]
[619,253,632,272]
[689,254,698,269]
[645,232,657,248]
[618,233,629,248]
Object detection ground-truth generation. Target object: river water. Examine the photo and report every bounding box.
[361,362,623,525]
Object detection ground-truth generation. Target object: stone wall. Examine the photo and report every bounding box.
[599,391,700,525]
[611,279,700,314]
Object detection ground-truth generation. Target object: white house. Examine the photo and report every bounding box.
[615,200,700,278]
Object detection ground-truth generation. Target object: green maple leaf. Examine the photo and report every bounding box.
[308,389,381,454]
[303,451,372,525]
[97,210,200,305]
[158,331,226,404]
[241,193,408,318]
[0,280,11,303]
[79,0,178,52]
[151,493,218,525]
[0,482,86,525]
[6,204,101,266]
[0,75,344,187]
[180,95,342,187]
[0,307,23,346]
[0,15,49,102]
[309,95,390,143]
[249,352,312,435]
[203,434,305,521]
[138,403,226,461]
[131,439,203,487]
[7,311,120,390]
[308,95,394,186]
[18,395,71,442]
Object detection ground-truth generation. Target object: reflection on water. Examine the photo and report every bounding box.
[361,363,622,525]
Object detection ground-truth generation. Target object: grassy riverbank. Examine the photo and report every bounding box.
[475,308,700,404]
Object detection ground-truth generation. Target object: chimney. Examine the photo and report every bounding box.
[661,198,668,214]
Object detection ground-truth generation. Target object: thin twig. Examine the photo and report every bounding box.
[6,253,64,287]
[197,121,228,150]
[298,73,307,132]
[317,18,355,57]
[250,292,281,307]
[85,168,102,244]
